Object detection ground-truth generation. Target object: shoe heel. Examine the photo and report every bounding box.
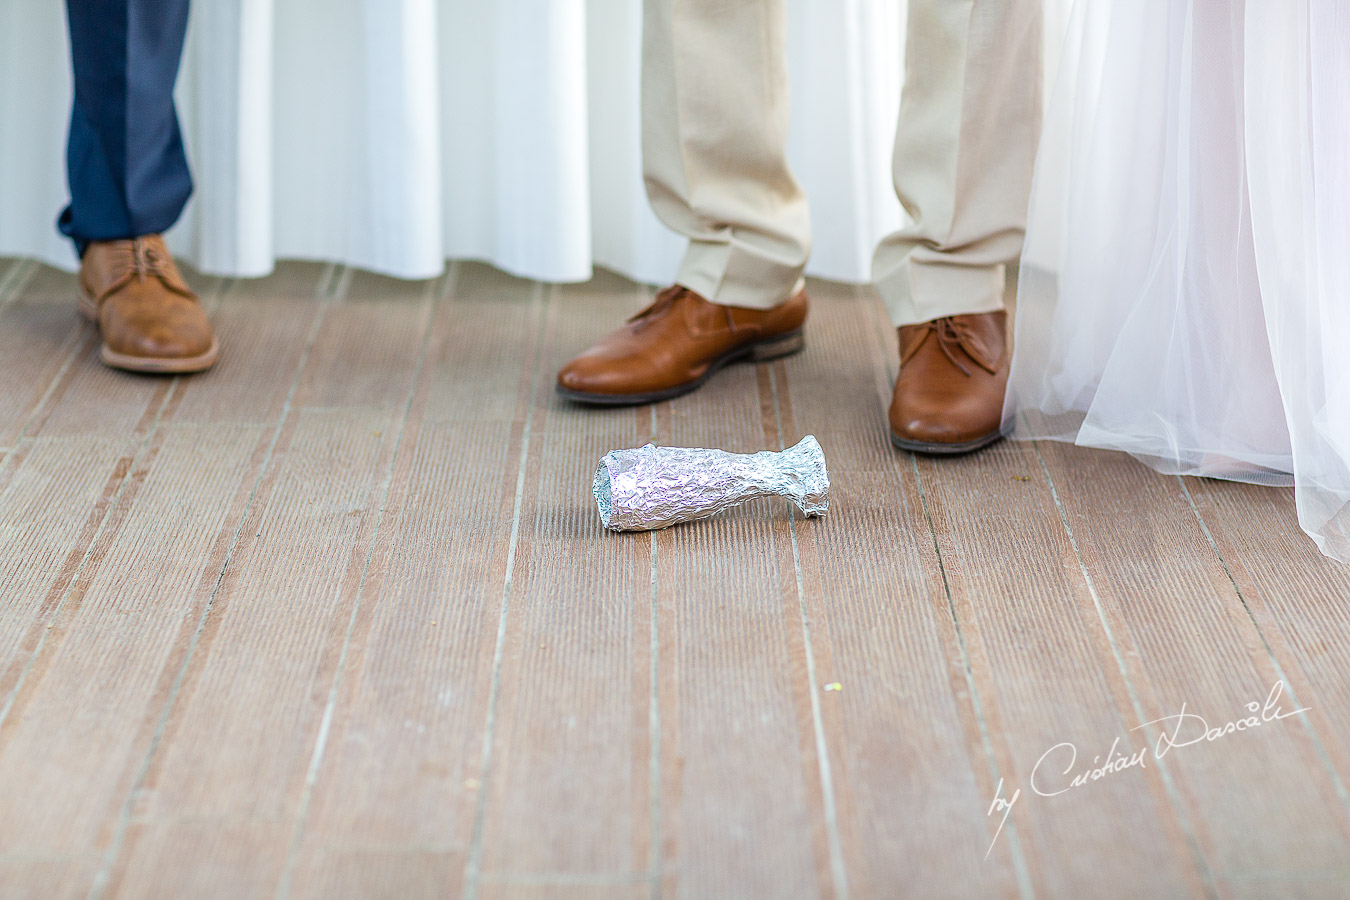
[748,330,805,362]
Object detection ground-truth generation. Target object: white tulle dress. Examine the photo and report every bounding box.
[1005,0,1350,561]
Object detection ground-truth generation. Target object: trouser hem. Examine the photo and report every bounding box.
[676,238,807,310]
[874,257,1006,326]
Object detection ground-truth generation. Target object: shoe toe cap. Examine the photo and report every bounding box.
[95,310,215,374]
[108,314,214,360]
[892,414,967,445]
[889,382,1004,447]
[557,357,604,391]
[557,349,669,398]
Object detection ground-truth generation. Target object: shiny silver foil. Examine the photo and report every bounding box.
[593,435,829,532]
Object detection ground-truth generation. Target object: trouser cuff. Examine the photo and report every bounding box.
[874,258,1006,326]
[676,238,807,310]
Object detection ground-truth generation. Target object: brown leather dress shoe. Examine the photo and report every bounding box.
[78,235,219,374]
[889,311,1009,455]
[557,285,807,405]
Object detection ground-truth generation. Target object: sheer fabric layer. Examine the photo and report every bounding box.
[1006,0,1350,561]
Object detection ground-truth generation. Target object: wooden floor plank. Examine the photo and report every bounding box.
[770,279,1024,898]
[1034,440,1350,892]
[289,851,460,900]
[0,259,239,692]
[0,437,135,679]
[107,408,403,898]
[643,303,831,900]
[874,275,1215,895]
[0,424,263,863]
[105,271,435,897]
[914,436,1206,897]
[0,266,223,735]
[478,881,649,900]
[0,264,88,448]
[0,859,98,900]
[471,271,652,885]
[294,270,434,410]
[871,275,1208,895]
[1184,478,1350,794]
[173,263,332,425]
[0,264,329,899]
[286,263,546,900]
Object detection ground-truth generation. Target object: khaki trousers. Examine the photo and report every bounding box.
[642,0,1043,325]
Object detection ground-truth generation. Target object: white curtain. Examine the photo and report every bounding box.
[0,1,1071,285]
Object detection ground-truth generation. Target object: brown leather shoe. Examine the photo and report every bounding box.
[557,285,807,405]
[78,235,219,374]
[889,311,1009,455]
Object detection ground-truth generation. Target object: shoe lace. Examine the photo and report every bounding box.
[105,237,173,283]
[626,285,741,335]
[89,237,192,305]
[131,237,169,281]
[627,285,683,323]
[911,316,996,377]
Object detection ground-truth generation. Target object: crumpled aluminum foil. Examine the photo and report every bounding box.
[593,435,829,532]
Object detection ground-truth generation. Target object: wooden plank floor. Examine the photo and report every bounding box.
[1,257,1348,899]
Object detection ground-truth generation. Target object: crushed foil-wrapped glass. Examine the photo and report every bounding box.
[593,435,829,532]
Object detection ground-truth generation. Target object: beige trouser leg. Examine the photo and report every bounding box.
[873,0,1043,326]
[642,0,810,310]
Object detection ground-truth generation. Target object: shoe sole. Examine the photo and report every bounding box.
[889,428,1005,456]
[79,290,219,374]
[556,329,805,407]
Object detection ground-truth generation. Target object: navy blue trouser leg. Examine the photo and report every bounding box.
[59,0,193,253]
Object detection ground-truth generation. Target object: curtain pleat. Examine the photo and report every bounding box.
[0,0,1071,283]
